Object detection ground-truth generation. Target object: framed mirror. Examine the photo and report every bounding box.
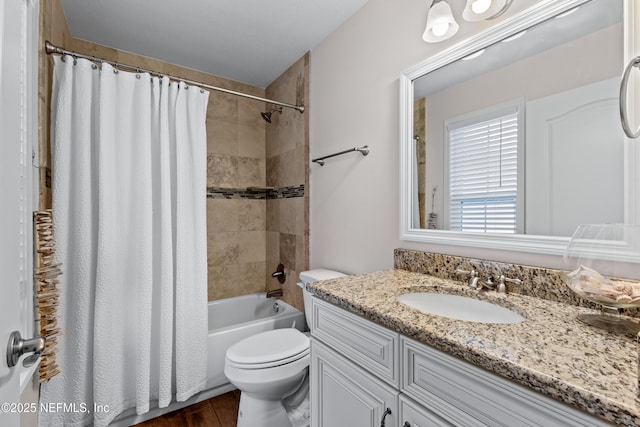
[400,0,639,257]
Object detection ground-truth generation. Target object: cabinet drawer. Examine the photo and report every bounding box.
[401,337,609,427]
[311,297,400,387]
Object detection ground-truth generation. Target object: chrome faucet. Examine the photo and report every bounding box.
[475,274,522,293]
[476,276,497,292]
[455,268,522,294]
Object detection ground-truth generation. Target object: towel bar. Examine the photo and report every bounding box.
[312,146,369,166]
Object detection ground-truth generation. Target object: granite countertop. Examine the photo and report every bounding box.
[307,269,640,426]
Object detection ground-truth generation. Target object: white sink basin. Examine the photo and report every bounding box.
[397,293,525,324]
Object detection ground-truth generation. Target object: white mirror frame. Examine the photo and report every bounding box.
[400,0,639,258]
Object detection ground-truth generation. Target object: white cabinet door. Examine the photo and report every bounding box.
[311,340,398,427]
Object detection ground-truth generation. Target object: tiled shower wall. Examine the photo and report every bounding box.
[205,92,269,301]
[265,55,310,311]
[40,0,309,305]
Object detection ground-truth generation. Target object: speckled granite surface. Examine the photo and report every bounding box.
[307,269,640,426]
[395,248,640,317]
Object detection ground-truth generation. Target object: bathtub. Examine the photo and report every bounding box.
[112,292,305,427]
[206,293,306,390]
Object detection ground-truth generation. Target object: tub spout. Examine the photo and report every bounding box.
[266,288,283,298]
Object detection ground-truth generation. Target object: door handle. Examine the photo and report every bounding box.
[6,331,45,368]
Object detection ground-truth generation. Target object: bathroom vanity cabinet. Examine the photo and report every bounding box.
[310,297,609,427]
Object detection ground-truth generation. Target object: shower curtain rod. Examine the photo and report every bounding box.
[44,41,305,113]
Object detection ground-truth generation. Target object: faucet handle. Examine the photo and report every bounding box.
[455,268,477,277]
[497,274,522,293]
[271,263,286,284]
[456,268,479,290]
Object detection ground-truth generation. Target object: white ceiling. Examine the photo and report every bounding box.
[60,0,369,88]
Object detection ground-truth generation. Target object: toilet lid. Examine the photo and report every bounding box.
[226,329,310,368]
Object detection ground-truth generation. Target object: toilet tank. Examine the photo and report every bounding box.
[298,269,346,330]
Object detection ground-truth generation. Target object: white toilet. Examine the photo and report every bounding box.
[224,269,346,427]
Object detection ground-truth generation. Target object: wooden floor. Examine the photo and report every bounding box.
[134,390,240,427]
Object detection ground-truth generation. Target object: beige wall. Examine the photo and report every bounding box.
[40,0,309,304]
[309,0,580,274]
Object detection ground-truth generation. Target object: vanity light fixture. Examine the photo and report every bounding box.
[462,0,513,21]
[424,0,513,43]
[423,0,459,43]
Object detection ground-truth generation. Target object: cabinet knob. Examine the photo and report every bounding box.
[379,407,392,427]
[403,422,411,427]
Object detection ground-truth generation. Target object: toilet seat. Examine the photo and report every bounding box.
[226,348,309,370]
[226,328,310,370]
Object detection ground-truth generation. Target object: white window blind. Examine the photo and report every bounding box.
[448,111,519,233]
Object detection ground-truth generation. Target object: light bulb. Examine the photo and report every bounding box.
[471,0,492,14]
[462,0,511,22]
[431,22,449,37]
[423,1,459,43]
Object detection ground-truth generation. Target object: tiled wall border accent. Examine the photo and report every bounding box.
[268,185,306,199]
[394,248,640,316]
[207,184,304,200]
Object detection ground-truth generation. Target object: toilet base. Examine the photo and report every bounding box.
[237,393,292,427]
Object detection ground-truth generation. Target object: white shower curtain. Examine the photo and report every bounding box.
[40,56,209,427]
